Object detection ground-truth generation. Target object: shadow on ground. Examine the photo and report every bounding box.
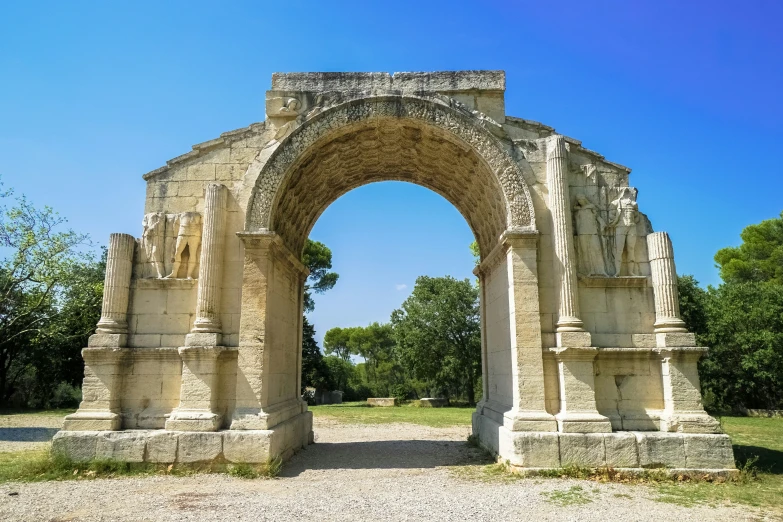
[0,427,59,442]
[280,439,491,477]
[733,444,783,474]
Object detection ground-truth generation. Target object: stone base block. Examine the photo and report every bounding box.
[472,410,735,471]
[62,411,122,431]
[419,398,448,408]
[367,398,397,407]
[51,411,314,464]
[165,411,222,432]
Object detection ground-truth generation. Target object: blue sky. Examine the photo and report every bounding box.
[1,1,781,345]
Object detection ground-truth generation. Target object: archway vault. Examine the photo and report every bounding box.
[245,95,536,258]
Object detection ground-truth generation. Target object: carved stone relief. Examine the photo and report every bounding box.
[606,187,641,276]
[140,212,202,279]
[573,195,607,276]
[572,163,647,277]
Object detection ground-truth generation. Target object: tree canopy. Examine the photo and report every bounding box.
[0,181,101,407]
[714,211,783,285]
[391,275,481,403]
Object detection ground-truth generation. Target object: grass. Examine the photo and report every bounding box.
[310,401,474,428]
[0,408,77,419]
[0,448,282,483]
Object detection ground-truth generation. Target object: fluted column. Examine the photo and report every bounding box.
[647,232,687,333]
[95,233,135,334]
[547,136,586,341]
[189,183,228,341]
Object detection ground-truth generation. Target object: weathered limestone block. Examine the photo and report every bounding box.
[367,398,397,407]
[176,432,223,463]
[603,432,639,468]
[166,345,232,432]
[659,347,721,434]
[63,346,129,431]
[51,431,98,462]
[683,434,736,469]
[95,431,147,462]
[223,431,272,463]
[636,432,686,468]
[559,433,606,467]
[551,347,612,433]
[501,431,560,468]
[146,431,179,462]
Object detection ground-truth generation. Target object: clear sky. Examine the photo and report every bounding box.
[1,1,781,345]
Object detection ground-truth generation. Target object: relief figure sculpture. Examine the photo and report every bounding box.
[606,187,640,276]
[165,212,202,279]
[573,195,607,275]
[141,212,165,278]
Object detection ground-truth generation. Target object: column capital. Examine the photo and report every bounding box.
[238,231,310,279]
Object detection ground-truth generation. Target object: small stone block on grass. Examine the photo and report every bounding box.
[419,398,448,408]
[367,398,397,407]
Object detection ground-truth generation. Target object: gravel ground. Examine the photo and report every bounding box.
[0,415,771,521]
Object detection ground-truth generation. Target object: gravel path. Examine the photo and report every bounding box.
[0,415,770,521]
[0,413,63,453]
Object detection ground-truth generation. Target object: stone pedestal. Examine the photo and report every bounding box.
[551,347,612,433]
[165,345,232,431]
[63,344,129,431]
[658,347,721,433]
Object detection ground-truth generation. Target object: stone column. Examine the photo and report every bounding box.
[647,232,687,334]
[658,347,721,433]
[546,135,588,345]
[95,233,135,335]
[188,183,228,345]
[169,183,229,431]
[551,347,612,433]
[64,232,134,431]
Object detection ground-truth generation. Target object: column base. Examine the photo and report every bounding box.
[502,409,558,432]
[165,411,222,432]
[230,398,307,431]
[63,411,122,431]
[185,332,223,346]
[555,411,613,433]
[661,412,722,434]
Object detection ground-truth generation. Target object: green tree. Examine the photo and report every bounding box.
[677,275,710,344]
[391,275,481,403]
[700,282,783,410]
[714,211,783,285]
[323,326,354,361]
[323,355,355,392]
[302,239,339,313]
[300,316,332,393]
[300,239,339,395]
[0,183,92,406]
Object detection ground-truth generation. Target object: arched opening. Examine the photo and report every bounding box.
[234,97,547,461]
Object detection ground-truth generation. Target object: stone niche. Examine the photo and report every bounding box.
[55,70,734,472]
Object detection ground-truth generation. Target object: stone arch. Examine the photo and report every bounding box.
[245,95,536,257]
